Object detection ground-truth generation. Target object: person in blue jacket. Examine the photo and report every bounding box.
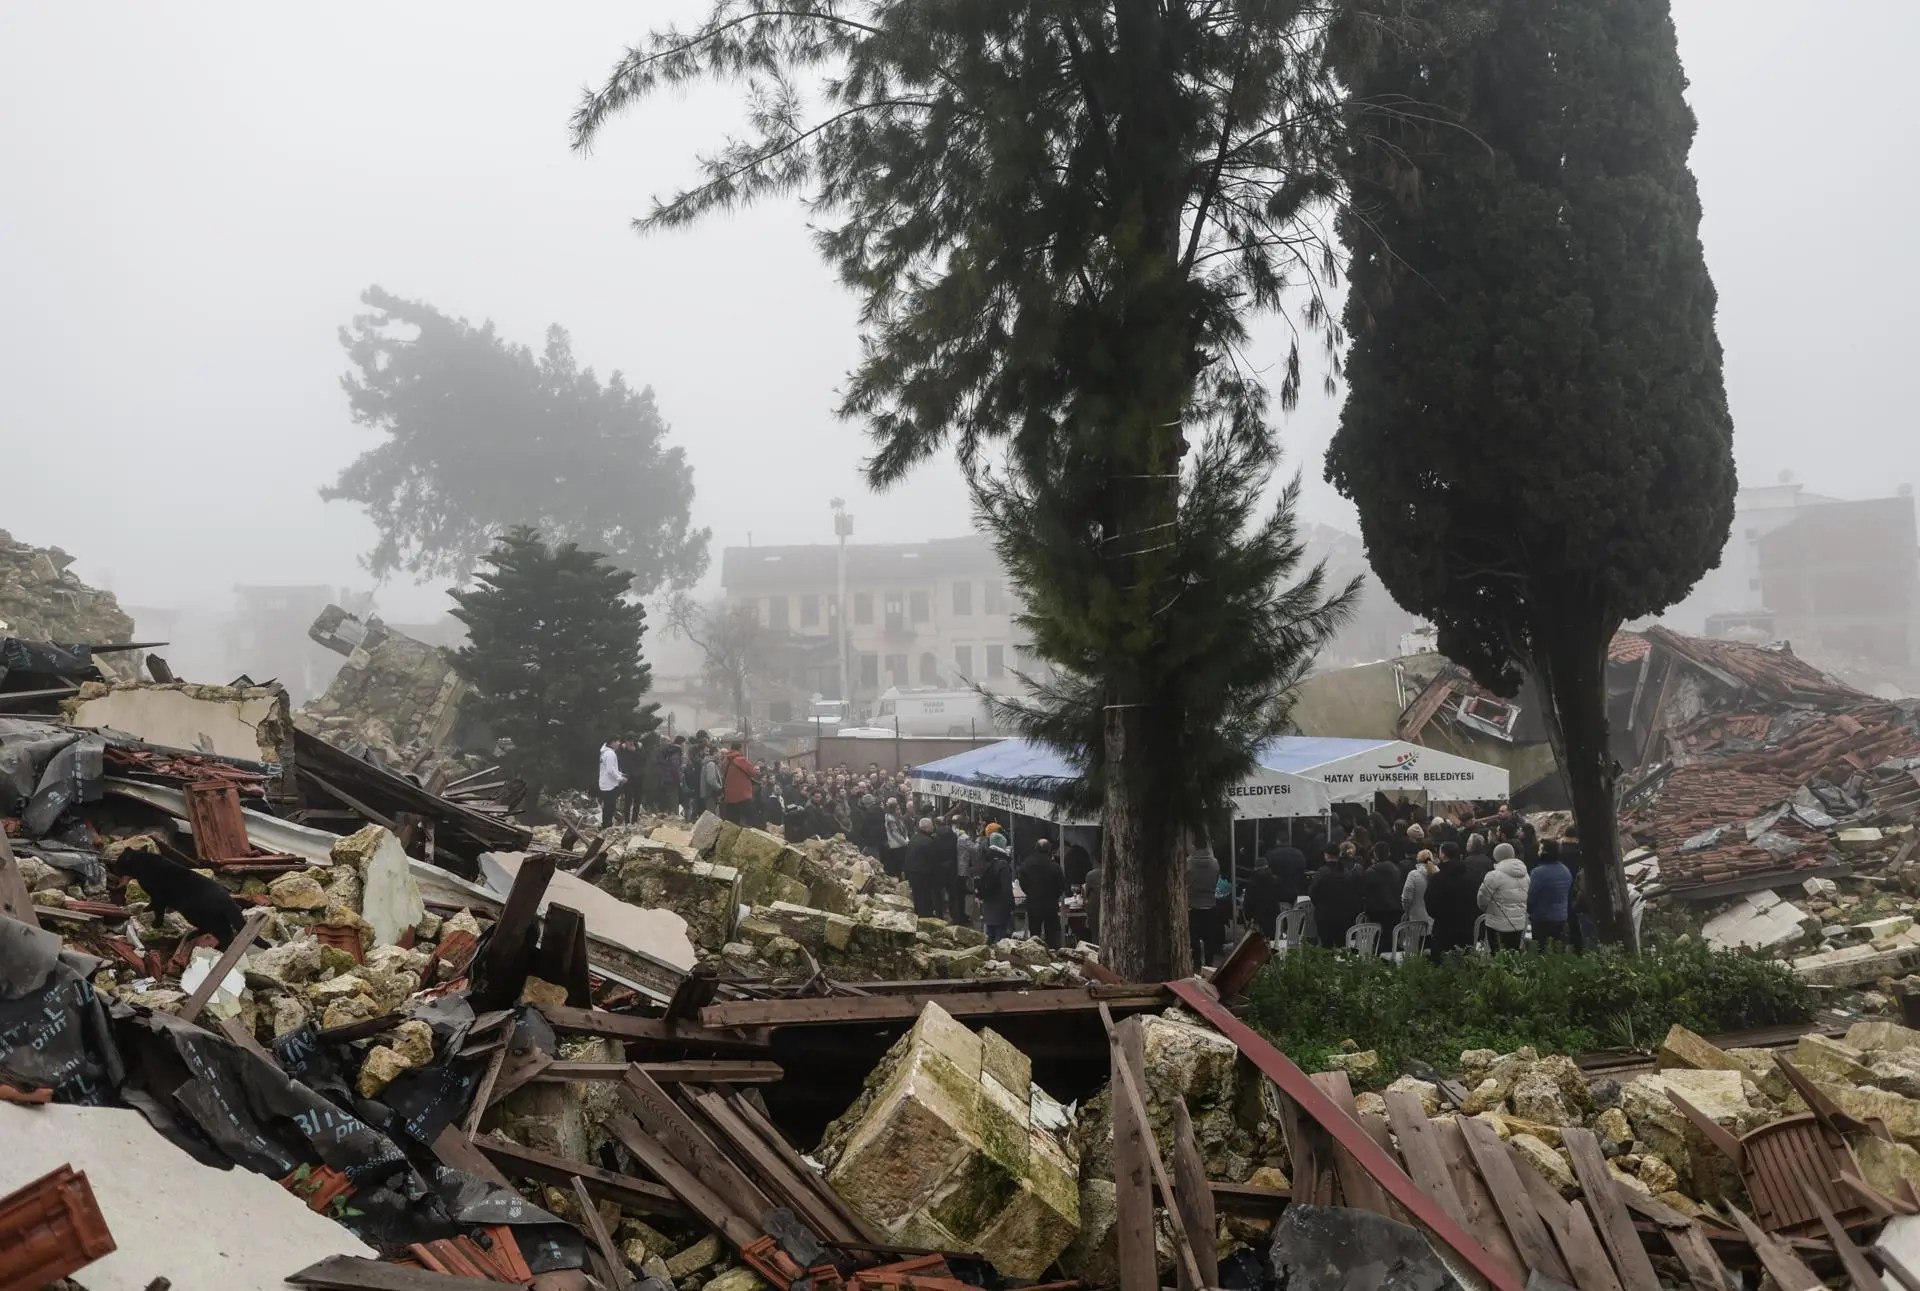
[1527,842,1575,948]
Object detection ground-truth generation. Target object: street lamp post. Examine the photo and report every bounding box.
[832,498,853,710]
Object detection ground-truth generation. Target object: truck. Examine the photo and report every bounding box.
[868,687,1001,737]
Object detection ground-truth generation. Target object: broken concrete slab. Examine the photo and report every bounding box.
[1701,890,1808,952]
[481,850,696,972]
[0,1101,374,1291]
[1792,938,1920,986]
[63,680,295,772]
[351,826,423,947]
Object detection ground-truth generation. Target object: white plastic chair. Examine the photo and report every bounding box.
[1344,921,1382,957]
[1276,903,1313,953]
[1388,918,1432,963]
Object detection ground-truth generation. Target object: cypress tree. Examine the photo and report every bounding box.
[572,1,1353,980]
[450,527,659,800]
[1327,0,1735,943]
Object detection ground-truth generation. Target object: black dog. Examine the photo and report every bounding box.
[113,848,248,949]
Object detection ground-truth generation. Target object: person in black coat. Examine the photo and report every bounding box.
[933,818,960,921]
[1263,843,1308,906]
[904,819,946,917]
[1241,856,1284,940]
[1308,853,1363,948]
[1062,840,1094,893]
[1017,840,1067,947]
[1361,843,1404,931]
[1425,843,1478,957]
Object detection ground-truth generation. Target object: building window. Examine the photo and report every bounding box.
[953,580,973,615]
[859,653,879,688]
[910,590,931,623]
[886,653,908,686]
[986,644,1005,679]
[800,594,819,628]
[954,645,973,677]
[984,580,1005,614]
[854,591,873,625]
[768,596,790,630]
[920,651,940,684]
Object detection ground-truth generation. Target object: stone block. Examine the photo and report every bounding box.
[1794,1034,1876,1085]
[1847,1020,1920,1054]
[1657,1024,1745,1073]
[1816,1083,1920,1148]
[1509,1132,1577,1197]
[607,847,739,952]
[1621,1070,1765,1201]
[1792,941,1920,987]
[822,1003,1076,1279]
[269,872,330,910]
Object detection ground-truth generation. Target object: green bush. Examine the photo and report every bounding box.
[1237,942,1812,1083]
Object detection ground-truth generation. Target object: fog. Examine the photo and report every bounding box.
[2,1,1915,639]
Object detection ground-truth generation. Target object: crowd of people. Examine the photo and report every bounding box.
[1231,801,1587,959]
[592,733,1098,949]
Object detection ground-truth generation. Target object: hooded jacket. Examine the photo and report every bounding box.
[976,841,1016,926]
[1477,854,1531,932]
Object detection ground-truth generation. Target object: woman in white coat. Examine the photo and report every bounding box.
[1476,842,1530,951]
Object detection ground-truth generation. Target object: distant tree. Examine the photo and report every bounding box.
[572,0,1351,982]
[668,595,775,736]
[1326,0,1735,945]
[449,527,659,798]
[326,286,709,592]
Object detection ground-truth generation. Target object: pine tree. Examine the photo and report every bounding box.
[449,528,659,799]
[1326,0,1735,944]
[572,0,1350,981]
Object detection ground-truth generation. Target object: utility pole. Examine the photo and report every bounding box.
[832,498,853,711]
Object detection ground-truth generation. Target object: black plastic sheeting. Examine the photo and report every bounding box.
[0,718,110,836]
[0,911,585,1269]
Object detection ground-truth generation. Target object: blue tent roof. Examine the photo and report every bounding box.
[1249,736,1395,773]
[912,738,1079,791]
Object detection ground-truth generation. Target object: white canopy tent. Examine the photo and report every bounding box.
[1229,736,1510,816]
[911,736,1508,824]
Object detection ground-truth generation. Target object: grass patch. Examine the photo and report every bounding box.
[1238,942,1812,1083]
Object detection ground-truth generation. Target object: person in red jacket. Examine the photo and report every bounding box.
[720,741,758,825]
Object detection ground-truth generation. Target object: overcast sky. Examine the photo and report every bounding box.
[2,1,1914,625]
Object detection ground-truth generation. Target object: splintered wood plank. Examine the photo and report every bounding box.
[1274,1086,1336,1206]
[1514,1156,1624,1291]
[686,1086,860,1245]
[1111,1019,1156,1291]
[1102,1006,1206,1291]
[1457,1114,1570,1285]
[1725,1203,1821,1291]
[1802,1183,1887,1291]
[719,1090,882,1243]
[1383,1092,1468,1231]
[606,1114,759,1250]
[618,1066,771,1225]
[1432,1118,1526,1279]
[570,1175,635,1291]
[1562,1128,1662,1291]
[1309,1071,1400,1219]
[1170,1100,1220,1291]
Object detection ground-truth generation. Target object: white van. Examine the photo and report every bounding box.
[873,687,1000,737]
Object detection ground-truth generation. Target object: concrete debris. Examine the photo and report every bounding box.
[297,604,472,777]
[0,529,140,680]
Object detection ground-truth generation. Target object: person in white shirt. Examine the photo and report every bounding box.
[597,738,626,827]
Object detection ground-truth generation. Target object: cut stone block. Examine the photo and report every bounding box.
[820,1002,1077,1279]
[1657,1024,1746,1073]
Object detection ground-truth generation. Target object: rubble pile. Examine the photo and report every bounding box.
[297,602,473,776]
[0,528,139,678]
[584,811,1099,985]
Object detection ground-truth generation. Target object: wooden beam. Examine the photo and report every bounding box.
[1102,1004,1207,1291]
[1167,979,1527,1291]
[1382,1091,1468,1231]
[530,1060,784,1084]
[718,1089,883,1244]
[618,1066,772,1224]
[1169,1100,1219,1291]
[470,852,554,1011]
[570,1175,636,1291]
[1725,1203,1822,1291]
[1458,1114,1570,1284]
[180,906,272,1024]
[698,982,1168,1030]
[473,1134,687,1219]
[605,1114,759,1251]
[1562,1128,1662,1291]
[1802,1184,1886,1291]
[685,1085,863,1245]
[537,1003,772,1054]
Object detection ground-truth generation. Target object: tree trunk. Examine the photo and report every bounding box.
[1534,624,1634,948]
[1100,701,1192,982]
